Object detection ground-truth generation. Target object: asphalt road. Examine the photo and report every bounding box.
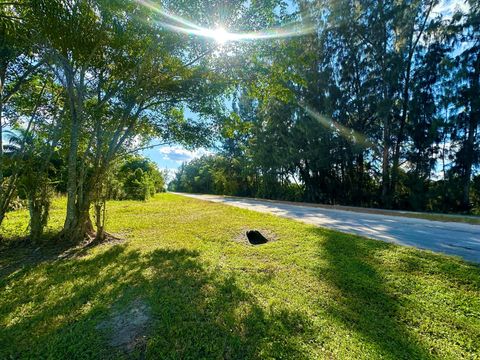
[175,193,480,263]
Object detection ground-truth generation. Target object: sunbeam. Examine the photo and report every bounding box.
[301,104,374,148]
[137,0,315,43]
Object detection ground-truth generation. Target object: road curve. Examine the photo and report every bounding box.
[174,192,480,263]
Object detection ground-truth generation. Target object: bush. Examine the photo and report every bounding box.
[124,168,152,200]
[106,156,165,201]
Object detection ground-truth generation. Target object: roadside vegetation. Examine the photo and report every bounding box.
[1,194,479,359]
[106,156,166,201]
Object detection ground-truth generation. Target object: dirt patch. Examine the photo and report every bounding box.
[234,228,278,245]
[97,298,151,354]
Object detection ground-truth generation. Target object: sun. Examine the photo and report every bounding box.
[211,26,231,44]
[137,0,315,43]
[193,26,234,44]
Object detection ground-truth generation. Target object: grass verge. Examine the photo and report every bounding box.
[0,193,479,359]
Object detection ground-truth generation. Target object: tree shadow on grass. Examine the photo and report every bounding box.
[0,229,126,281]
[0,230,65,277]
[311,228,435,359]
[0,243,312,359]
[145,249,312,359]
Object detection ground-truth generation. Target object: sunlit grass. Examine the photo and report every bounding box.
[0,193,479,359]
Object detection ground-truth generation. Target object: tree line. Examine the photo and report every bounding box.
[170,0,480,214]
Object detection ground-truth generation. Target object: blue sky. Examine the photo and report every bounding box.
[142,144,212,175]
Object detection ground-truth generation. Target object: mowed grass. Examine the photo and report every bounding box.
[0,194,479,359]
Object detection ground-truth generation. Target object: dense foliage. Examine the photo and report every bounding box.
[171,0,480,214]
[108,156,166,201]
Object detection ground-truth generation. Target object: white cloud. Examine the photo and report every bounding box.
[159,146,212,163]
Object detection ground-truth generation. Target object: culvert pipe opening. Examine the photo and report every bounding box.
[246,230,269,245]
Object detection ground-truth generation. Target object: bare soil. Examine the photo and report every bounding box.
[97,298,151,354]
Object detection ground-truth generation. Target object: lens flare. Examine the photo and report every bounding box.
[212,27,230,44]
[301,104,374,148]
[137,0,315,43]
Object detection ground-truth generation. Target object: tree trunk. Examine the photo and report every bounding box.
[381,118,391,207]
[390,2,434,207]
[94,201,105,242]
[62,197,95,243]
[357,153,365,205]
[63,67,80,232]
[461,54,480,210]
[61,63,93,242]
[0,61,6,227]
[29,201,44,244]
[391,61,412,204]
[462,122,475,210]
[378,0,392,208]
[62,155,96,243]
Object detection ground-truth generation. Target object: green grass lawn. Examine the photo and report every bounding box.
[0,194,479,359]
